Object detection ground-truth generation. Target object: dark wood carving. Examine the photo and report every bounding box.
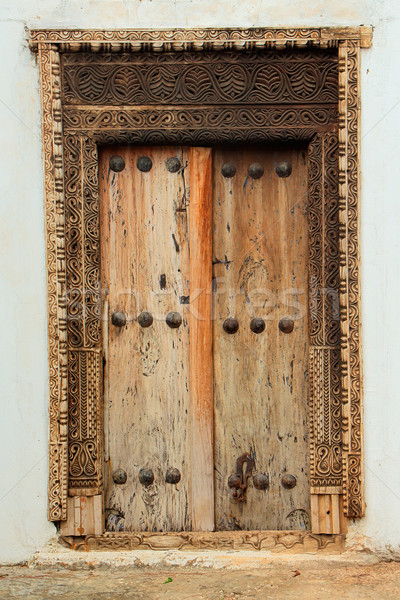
[308,133,342,490]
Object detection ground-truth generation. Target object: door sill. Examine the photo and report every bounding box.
[60,531,345,554]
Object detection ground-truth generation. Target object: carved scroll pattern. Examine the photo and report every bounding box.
[78,531,344,552]
[308,133,342,490]
[61,51,338,145]
[60,51,338,149]
[68,350,102,492]
[33,30,365,523]
[64,135,101,349]
[37,45,69,521]
[338,41,363,517]
[64,132,102,494]
[29,26,372,51]
[62,50,338,106]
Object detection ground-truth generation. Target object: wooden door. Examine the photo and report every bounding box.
[213,146,310,530]
[100,146,213,532]
[100,144,310,533]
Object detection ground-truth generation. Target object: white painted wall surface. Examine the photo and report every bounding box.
[0,0,399,563]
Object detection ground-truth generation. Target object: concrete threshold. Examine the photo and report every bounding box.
[29,537,380,571]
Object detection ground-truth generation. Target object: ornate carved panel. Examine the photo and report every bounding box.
[68,349,102,493]
[30,27,369,528]
[61,50,338,105]
[308,133,343,492]
[64,531,344,553]
[338,40,363,518]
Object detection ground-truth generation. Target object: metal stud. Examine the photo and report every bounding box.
[166,157,181,173]
[228,474,242,489]
[281,473,297,489]
[165,467,181,484]
[223,317,239,334]
[166,312,182,329]
[139,468,154,486]
[275,160,292,178]
[279,317,294,333]
[111,311,126,328]
[248,162,264,179]
[112,469,127,484]
[221,162,236,178]
[250,317,265,334]
[109,155,125,173]
[253,473,269,490]
[137,311,153,328]
[136,155,153,172]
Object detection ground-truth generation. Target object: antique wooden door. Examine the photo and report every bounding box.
[99,144,309,532]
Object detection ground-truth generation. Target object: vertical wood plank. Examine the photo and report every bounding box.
[331,494,341,534]
[213,146,309,531]
[100,146,193,532]
[189,147,214,531]
[311,493,342,534]
[310,494,320,533]
[60,496,103,536]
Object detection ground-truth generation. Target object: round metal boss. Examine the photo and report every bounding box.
[281,474,297,489]
[109,155,125,173]
[275,160,292,178]
[139,468,154,486]
[165,467,181,484]
[111,311,126,328]
[112,469,127,485]
[221,162,236,178]
[223,317,239,334]
[136,155,153,172]
[279,317,294,333]
[248,162,264,179]
[228,474,242,489]
[253,473,269,490]
[166,312,182,329]
[138,311,153,328]
[166,157,181,173]
[250,317,265,334]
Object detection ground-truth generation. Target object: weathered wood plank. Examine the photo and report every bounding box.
[310,493,342,534]
[189,147,214,531]
[100,146,193,531]
[212,146,310,530]
[60,496,103,536]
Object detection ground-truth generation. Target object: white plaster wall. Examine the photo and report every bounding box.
[0,0,399,563]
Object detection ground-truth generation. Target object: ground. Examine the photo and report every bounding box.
[1,561,400,599]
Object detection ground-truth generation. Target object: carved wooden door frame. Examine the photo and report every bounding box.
[29,26,371,550]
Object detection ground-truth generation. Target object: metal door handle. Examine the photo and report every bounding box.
[227,452,255,501]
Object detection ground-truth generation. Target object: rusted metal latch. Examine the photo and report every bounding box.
[227,452,255,502]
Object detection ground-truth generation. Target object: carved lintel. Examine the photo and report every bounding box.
[28,26,372,52]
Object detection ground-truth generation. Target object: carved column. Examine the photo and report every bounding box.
[37,44,69,521]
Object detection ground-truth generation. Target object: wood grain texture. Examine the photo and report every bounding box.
[189,147,214,531]
[60,495,103,536]
[310,493,341,534]
[213,146,310,531]
[100,146,192,531]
